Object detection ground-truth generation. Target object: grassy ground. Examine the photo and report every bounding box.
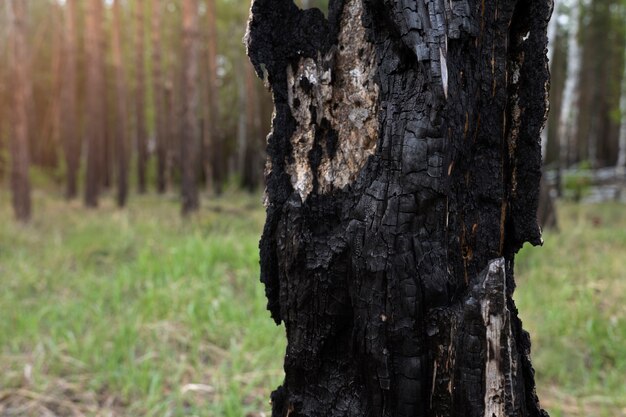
[0,190,624,416]
[0,190,284,416]
[516,202,626,417]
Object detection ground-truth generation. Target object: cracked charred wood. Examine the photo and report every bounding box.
[246,0,551,415]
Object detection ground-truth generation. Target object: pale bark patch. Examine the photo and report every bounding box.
[285,0,379,200]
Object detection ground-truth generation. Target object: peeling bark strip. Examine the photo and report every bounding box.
[246,0,551,415]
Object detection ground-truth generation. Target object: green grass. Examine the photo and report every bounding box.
[0,191,624,416]
[0,190,284,416]
[517,203,626,416]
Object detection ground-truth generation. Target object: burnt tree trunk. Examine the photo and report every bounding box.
[9,0,32,222]
[180,0,200,215]
[84,0,105,208]
[246,0,551,416]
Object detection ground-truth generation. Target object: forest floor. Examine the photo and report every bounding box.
[0,190,624,417]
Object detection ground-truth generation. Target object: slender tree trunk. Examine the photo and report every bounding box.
[237,67,247,182]
[84,0,105,208]
[0,119,4,185]
[617,47,626,174]
[246,0,551,415]
[557,0,581,193]
[135,1,148,194]
[152,0,167,193]
[8,0,32,222]
[537,177,558,230]
[60,0,80,200]
[45,4,63,173]
[102,62,113,189]
[180,0,200,215]
[242,62,262,191]
[1,21,7,182]
[201,0,219,194]
[20,7,37,171]
[541,0,558,160]
[165,79,175,189]
[111,0,129,207]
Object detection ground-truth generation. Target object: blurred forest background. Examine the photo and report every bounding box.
[0,0,625,218]
[0,0,625,416]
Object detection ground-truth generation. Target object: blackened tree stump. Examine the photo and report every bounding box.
[245,0,552,415]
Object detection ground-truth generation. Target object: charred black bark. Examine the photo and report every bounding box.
[246,0,551,415]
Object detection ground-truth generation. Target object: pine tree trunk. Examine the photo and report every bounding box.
[102,62,113,189]
[203,0,220,194]
[135,1,148,194]
[246,0,551,415]
[84,0,105,208]
[152,0,167,194]
[46,5,63,174]
[165,79,175,189]
[60,0,80,200]
[237,66,247,183]
[242,61,262,191]
[537,177,557,230]
[112,0,129,207]
[616,46,626,174]
[9,0,32,222]
[0,24,10,182]
[180,0,200,215]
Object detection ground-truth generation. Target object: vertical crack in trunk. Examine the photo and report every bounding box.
[480,258,514,417]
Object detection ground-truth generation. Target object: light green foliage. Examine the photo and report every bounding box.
[0,193,624,416]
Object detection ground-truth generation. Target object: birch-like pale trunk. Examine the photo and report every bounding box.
[557,0,581,176]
